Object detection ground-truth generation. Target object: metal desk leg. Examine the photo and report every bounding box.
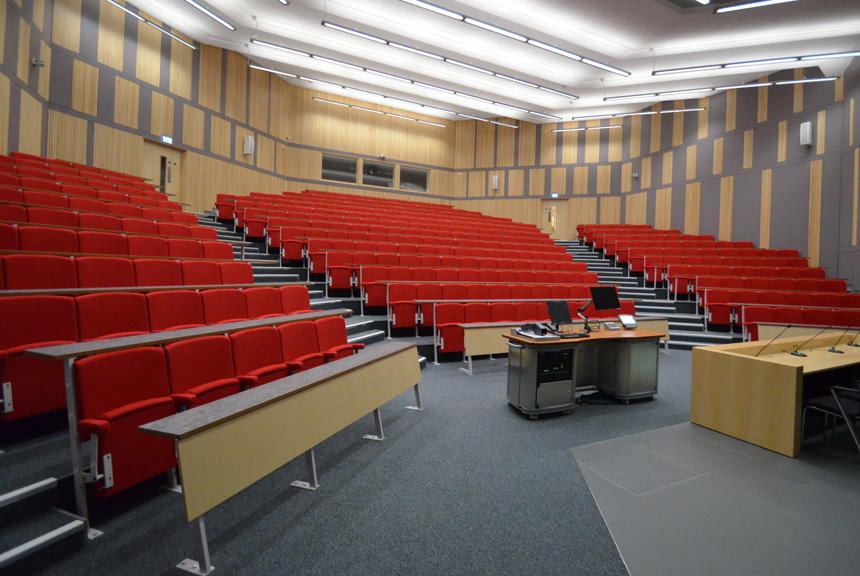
[459,356,473,376]
[64,358,101,539]
[406,384,423,411]
[177,517,214,575]
[432,304,440,366]
[363,408,385,441]
[291,449,319,491]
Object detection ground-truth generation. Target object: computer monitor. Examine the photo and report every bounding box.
[590,286,621,311]
[546,300,573,330]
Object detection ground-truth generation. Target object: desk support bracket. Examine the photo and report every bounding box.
[177,516,214,575]
[291,449,319,491]
[405,384,423,411]
[363,408,385,441]
[459,356,473,377]
[64,358,97,537]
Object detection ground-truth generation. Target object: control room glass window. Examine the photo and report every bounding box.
[322,155,357,184]
[362,160,395,188]
[400,166,428,192]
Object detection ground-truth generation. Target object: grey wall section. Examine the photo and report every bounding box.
[698,178,721,239]
[97,67,115,122]
[670,184,686,232]
[769,163,810,254]
[731,171,762,245]
[820,156,842,275]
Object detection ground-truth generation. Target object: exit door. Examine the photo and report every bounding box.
[143,140,184,201]
[541,200,571,240]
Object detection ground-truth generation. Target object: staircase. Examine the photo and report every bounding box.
[558,240,742,350]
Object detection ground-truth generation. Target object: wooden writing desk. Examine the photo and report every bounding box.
[691,332,860,457]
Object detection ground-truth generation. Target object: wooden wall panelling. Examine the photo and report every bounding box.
[760,168,772,249]
[585,120,601,163]
[198,45,222,113]
[596,165,611,195]
[455,121,475,170]
[816,109,826,155]
[655,187,672,230]
[569,197,597,228]
[662,151,673,185]
[32,0,45,31]
[508,169,524,196]
[210,116,232,158]
[719,176,734,241]
[672,101,684,147]
[135,15,161,87]
[475,121,495,168]
[540,124,556,165]
[433,169,456,197]
[850,98,854,147]
[182,151,212,213]
[488,170,504,197]
[562,125,578,164]
[649,103,662,154]
[18,90,43,155]
[573,166,588,195]
[274,140,288,177]
[113,76,139,128]
[71,59,98,115]
[551,167,566,195]
[182,104,204,149]
[629,115,641,159]
[256,135,274,172]
[621,162,632,193]
[713,137,724,175]
[234,126,253,165]
[518,121,536,167]
[600,196,621,225]
[269,77,288,143]
[685,183,700,235]
[97,0,124,71]
[496,124,515,168]
[793,69,804,113]
[288,147,319,182]
[150,91,175,137]
[468,171,486,197]
[17,17,31,82]
[808,160,822,267]
[169,36,194,100]
[0,76,9,154]
[835,77,843,102]
[853,148,859,246]
[743,130,754,169]
[726,90,737,132]
[0,0,5,64]
[757,84,768,123]
[225,52,247,123]
[453,198,540,226]
[37,40,51,100]
[47,110,88,164]
[686,144,697,181]
[698,97,708,140]
[778,121,787,162]
[529,168,545,196]
[52,0,82,53]
[452,171,467,198]
[93,123,142,176]
[625,192,646,224]
[640,157,652,189]
[608,118,623,162]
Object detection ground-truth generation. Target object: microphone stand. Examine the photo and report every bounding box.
[577,299,593,333]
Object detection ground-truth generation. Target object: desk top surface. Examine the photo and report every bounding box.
[504,329,664,346]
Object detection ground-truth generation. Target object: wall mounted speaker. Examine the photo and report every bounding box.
[799,121,813,147]
[243,135,255,156]
[492,175,499,190]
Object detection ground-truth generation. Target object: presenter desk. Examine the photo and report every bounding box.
[503,329,662,417]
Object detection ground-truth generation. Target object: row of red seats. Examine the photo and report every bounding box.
[577,224,653,243]
[0,224,232,260]
[303,237,561,263]
[595,231,684,252]
[73,315,360,497]
[638,256,810,281]
[629,248,802,272]
[619,245,795,265]
[0,174,170,207]
[434,300,636,354]
[1,189,193,223]
[2,151,150,187]
[703,288,860,329]
[692,276,847,306]
[361,270,599,306]
[741,306,860,340]
[0,205,211,238]
[388,284,608,331]
[0,254,253,290]
[665,264,825,297]
[0,285,314,423]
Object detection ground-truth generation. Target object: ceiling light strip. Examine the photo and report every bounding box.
[567,108,704,123]
[396,0,628,76]
[312,97,446,127]
[654,50,858,76]
[104,1,197,49]
[182,0,235,31]
[607,76,838,102]
[715,0,800,14]
[552,125,623,133]
[322,21,579,99]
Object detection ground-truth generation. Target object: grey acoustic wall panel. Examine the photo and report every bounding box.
[731,171,763,245]
[699,178,721,239]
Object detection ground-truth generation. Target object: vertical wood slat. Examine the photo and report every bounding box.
[151,92,175,137]
[508,169,524,196]
[760,169,772,249]
[38,40,52,101]
[621,162,632,193]
[686,144,697,181]
[225,52,247,122]
[71,59,99,116]
[0,1,6,64]
[793,68,804,113]
[655,187,672,230]
[529,168,545,196]
[697,97,708,140]
[850,98,855,147]
[816,110,826,155]
[135,16,161,87]
[468,171,485,197]
[585,120,601,163]
[518,122,536,167]
[17,17,31,82]
[713,137,724,175]
[672,101,684,147]
[183,104,204,149]
[778,121,788,162]
[662,151,673,185]
[198,46,222,113]
[625,192,647,225]
[98,0,125,71]
[52,0,82,53]
[608,118,623,162]
[210,116,232,158]
[853,148,859,246]
[725,90,737,133]
[562,125,578,164]
[0,76,9,154]
[114,76,139,129]
[455,122,476,170]
[650,102,662,154]
[540,124,556,166]
[573,166,588,195]
[570,197,597,226]
[757,84,768,124]
[496,124,515,168]
[629,115,641,159]
[550,167,567,195]
[743,130,754,169]
[719,176,734,241]
[685,183,700,235]
[18,91,43,155]
[93,124,142,175]
[47,110,88,163]
[487,170,504,197]
[835,77,843,102]
[169,36,195,100]
[600,196,621,225]
[475,121,495,169]
[641,157,652,189]
[596,165,611,194]
[808,160,822,267]
[32,0,45,31]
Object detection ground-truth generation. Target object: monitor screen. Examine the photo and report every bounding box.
[546,300,573,326]
[590,286,621,311]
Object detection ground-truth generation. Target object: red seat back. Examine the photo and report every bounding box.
[146,290,205,331]
[76,292,150,339]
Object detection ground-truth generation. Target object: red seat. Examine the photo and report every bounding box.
[77,231,128,255]
[158,222,191,238]
[68,196,108,213]
[202,241,234,260]
[772,307,804,324]
[785,293,814,306]
[465,284,490,300]
[127,235,169,257]
[244,287,283,319]
[389,283,418,329]
[74,347,177,497]
[815,293,844,308]
[0,223,17,251]
[146,290,206,331]
[230,327,290,388]
[22,189,65,205]
[189,226,218,240]
[27,206,79,227]
[704,289,733,329]
[315,315,364,360]
[172,212,199,226]
[833,309,860,327]
[219,261,254,284]
[820,279,847,292]
[491,302,517,322]
[121,218,159,235]
[168,238,204,259]
[278,321,326,373]
[279,285,313,315]
[0,296,78,421]
[740,306,772,341]
[803,308,834,326]
[464,302,492,323]
[181,260,221,285]
[76,292,150,340]
[78,213,122,232]
[3,254,77,289]
[76,256,136,288]
[435,303,465,353]
[489,284,512,300]
[18,226,78,253]
[201,288,248,324]
[106,203,142,218]
[416,284,443,328]
[134,259,182,286]
[164,336,241,407]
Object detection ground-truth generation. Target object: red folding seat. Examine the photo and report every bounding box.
[168,238,204,259]
[68,196,108,214]
[3,254,76,289]
[798,267,825,279]
[465,284,490,300]
[140,208,171,222]
[127,236,168,258]
[549,285,569,299]
[435,303,465,353]
[833,309,860,327]
[803,308,833,327]
[515,301,541,322]
[820,279,847,292]
[278,321,325,373]
[219,261,253,285]
[0,186,22,204]
[181,260,221,285]
[531,285,551,300]
[76,256,135,288]
[745,277,769,290]
[278,285,312,315]
[768,278,795,291]
[457,269,479,282]
[740,306,773,341]
[785,292,814,306]
[464,302,492,324]
[509,284,530,300]
[489,284,512,300]
[164,335,241,408]
[202,241,234,260]
[76,292,150,340]
[89,181,119,193]
[18,226,78,253]
[412,268,435,282]
[77,231,128,255]
[419,255,442,268]
[815,293,844,308]
[476,269,498,283]
[0,173,19,187]
[490,302,516,322]
[107,203,141,218]
[158,222,191,238]
[134,260,180,288]
[171,212,199,226]
[389,267,411,282]
[20,180,62,196]
[188,226,218,241]
[619,301,636,316]
[772,307,804,324]
[230,327,290,387]
[26,206,79,227]
[74,347,176,497]
[841,294,860,309]
[416,284,443,328]
[244,287,283,319]
[315,316,364,361]
[389,283,418,329]
[0,223,17,252]
[398,254,420,267]
[704,289,733,329]
[61,184,97,197]
[157,200,183,212]
[794,278,820,292]
[758,292,786,306]
[202,288,248,324]
[435,268,458,282]
[146,290,205,332]
[441,283,468,301]
[122,218,159,235]
[0,296,77,421]
[497,270,518,283]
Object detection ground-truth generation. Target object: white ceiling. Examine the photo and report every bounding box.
[127,0,860,123]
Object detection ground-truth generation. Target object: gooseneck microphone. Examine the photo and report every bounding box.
[791,326,832,357]
[755,324,792,358]
[828,317,860,354]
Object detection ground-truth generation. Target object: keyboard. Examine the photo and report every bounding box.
[560,332,589,339]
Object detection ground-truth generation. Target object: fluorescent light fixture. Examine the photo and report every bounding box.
[774,76,839,85]
[528,111,563,120]
[581,57,630,77]
[399,0,464,20]
[696,0,710,4]
[418,119,448,127]
[604,93,657,102]
[552,125,621,133]
[250,39,310,57]
[352,106,384,114]
[801,51,860,61]
[365,69,411,82]
[656,87,714,96]
[572,115,613,121]
[313,96,446,127]
[716,0,799,13]
[490,120,519,128]
[614,111,658,118]
[299,76,343,89]
[714,81,773,90]
[387,113,416,121]
[446,59,493,74]
[146,22,197,50]
[106,0,145,21]
[313,97,348,107]
[464,17,527,42]
[537,86,579,99]
[589,125,622,130]
[659,107,706,114]
[455,92,494,104]
[389,42,444,60]
[552,127,585,133]
[182,0,235,30]
[250,64,297,78]
[385,97,420,107]
[311,55,364,71]
[495,74,538,88]
[321,21,386,44]
[457,113,489,122]
[724,57,799,68]
[653,64,722,75]
[526,39,582,61]
[278,0,289,4]
[493,103,530,113]
[413,81,454,94]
